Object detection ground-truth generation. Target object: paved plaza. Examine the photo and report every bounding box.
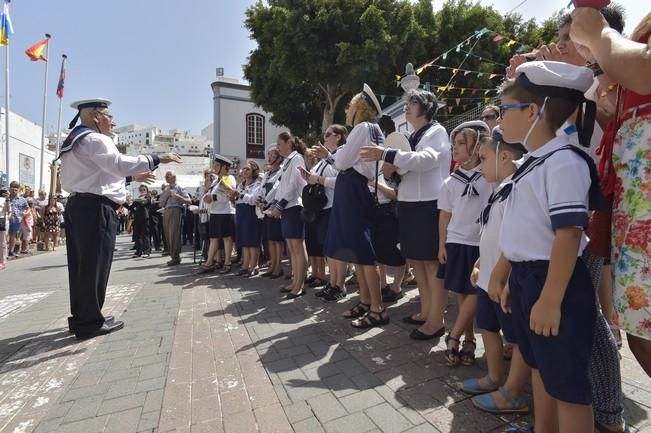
[0,235,648,433]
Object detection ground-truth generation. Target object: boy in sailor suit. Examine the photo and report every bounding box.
[489,62,604,433]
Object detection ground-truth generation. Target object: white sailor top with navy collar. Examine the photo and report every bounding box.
[327,121,382,180]
[438,166,492,246]
[272,151,306,210]
[259,168,282,205]
[235,179,262,206]
[499,134,592,262]
[60,127,159,205]
[382,122,451,202]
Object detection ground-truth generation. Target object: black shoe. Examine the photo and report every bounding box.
[68,315,115,334]
[269,270,284,279]
[279,286,292,293]
[162,251,169,256]
[75,321,124,340]
[383,290,404,303]
[323,286,347,302]
[309,278,327,288]
[381,285,391,297]
[285,290,306,299]
[132,254,142,258]
[409,326,445,341]
[315,284,334,298]
[402,315,427,325]
[219,264,233,274]
[167,259,181,266]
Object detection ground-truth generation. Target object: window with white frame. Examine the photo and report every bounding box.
[246,113,265,158]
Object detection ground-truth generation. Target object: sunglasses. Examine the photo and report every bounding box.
[481,114,498,121]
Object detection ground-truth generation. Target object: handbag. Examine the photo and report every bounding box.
[300,162,329,223]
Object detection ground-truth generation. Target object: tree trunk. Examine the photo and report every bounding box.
[319,84,344,131]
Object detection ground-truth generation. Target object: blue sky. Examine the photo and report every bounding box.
[4,0,646,135]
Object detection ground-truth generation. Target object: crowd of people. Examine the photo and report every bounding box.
[119,6,645,433]
[0,181,67,271]
[2,4,649,433]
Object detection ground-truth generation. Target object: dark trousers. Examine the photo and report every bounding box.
[149,214,161,250]
[65,195,117,334]
[183,214,194,245]
[134,218,151,255]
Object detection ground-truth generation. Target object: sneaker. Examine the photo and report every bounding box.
[315,284,334,298]
[323,286,347,302]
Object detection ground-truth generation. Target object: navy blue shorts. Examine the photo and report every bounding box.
[509,259,596,405]
[281,205,304,240]
[305,208,330,257]
[235,204,261,248]
[436,243,478,294]
[398,201,439,261]
[476,288,517,343]
[209,214,235,239]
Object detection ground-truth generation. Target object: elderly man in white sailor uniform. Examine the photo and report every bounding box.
[59,98,181,339]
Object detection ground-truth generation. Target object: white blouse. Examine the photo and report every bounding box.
[272,151,307,209]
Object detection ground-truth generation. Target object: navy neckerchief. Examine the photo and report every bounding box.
[478,181,512,228]
[56,126,96,160]
[408,122,436,151]
[451,168,482,197]
[498,144,605,210]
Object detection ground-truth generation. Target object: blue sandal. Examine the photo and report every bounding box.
[471,387,529,414]
[459,376,499,395]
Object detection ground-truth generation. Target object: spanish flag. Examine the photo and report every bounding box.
[0,1,14,46]
[25,36,49,61]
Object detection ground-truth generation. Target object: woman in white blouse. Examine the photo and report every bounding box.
[361,89,451,340]
[233,160,263,277]
[269,133,308,299]
[317,84,388,328]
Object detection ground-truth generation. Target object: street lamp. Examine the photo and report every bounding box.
[400,63,420,94]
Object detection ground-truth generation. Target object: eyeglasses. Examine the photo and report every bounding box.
[499,103,531,117]
[481,113,498,121]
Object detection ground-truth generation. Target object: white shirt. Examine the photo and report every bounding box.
[260,168,282,205]
[500,135,590,261]
[274,151,306,209]
[310,159,338,210]
[371,175,397,205]
[477,175,512,291]
[385,123,451,202]
[438,166,492,246]
[60,131,157,204]
[208,175,236,215]
[332,122,382,180]
[235,179,262,206]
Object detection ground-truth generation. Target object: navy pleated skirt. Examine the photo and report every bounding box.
[305,208,331,257]
[436,242,479,294]
[209,213,235,239]
[325,169,376,265]
[235,204,261,248]
[264,215,283,242]
[398,200,440,261]
[281,205,304,239]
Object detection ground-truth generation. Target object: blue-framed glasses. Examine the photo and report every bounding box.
[499,102,531,117]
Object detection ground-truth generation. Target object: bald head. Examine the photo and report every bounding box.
[164,171,176,183]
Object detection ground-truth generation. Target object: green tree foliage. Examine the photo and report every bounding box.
[244,0,560,136]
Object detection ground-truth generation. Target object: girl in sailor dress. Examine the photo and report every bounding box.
[360,89,451,340]
[234,160,263,277]
[257,145,284,278]
[201,156,237,274]
[319,84,388,328]
[269,132,308,299]
[437,121,492,366]
[301,124,346,297]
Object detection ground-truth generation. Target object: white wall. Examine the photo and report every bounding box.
[0,108,55,192]
[212,81,286,167]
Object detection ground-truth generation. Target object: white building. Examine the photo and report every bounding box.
[0,108,56,192]
[210,78,286,165]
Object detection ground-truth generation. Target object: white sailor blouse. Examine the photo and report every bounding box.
[272,151,306,210]
[60,126,159,205]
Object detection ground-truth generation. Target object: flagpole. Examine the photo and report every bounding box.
[3,0,9,186]
[38,33,50,191]
[54,54,66,158]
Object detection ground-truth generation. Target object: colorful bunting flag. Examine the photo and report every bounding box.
[455,98,460,106]
[506,40,518,47]
[489,73,498,79]
[493,34,504,42]
[447,106,453,113]
[484,89,491,95]
[416,67,424,75]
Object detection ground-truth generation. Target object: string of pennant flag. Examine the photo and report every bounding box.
[396,26,530,82]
